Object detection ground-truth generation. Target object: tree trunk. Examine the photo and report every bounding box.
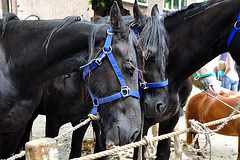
[92,0,130,18]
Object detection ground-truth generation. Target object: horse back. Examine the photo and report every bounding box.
[187,93,240,136]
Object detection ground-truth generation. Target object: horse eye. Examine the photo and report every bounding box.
[124,63,134,74]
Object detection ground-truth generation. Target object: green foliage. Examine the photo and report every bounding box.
[87,0,113,12]
[138,0,147,3]
[88,0,92,5]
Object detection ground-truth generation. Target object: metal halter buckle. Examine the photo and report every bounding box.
[140,81,148,89]
[93,98,99,106]
[96,52,107,65]
[121,86,130,97]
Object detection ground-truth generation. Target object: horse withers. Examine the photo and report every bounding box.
[0,2,142,158]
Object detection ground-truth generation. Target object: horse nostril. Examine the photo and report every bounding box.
[131,129,140,142]
[156,102,163,113]
[209,84,214,91]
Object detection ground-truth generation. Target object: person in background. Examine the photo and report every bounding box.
[222,52,239,92]
[235,63,240,91]
[217,61,226,87]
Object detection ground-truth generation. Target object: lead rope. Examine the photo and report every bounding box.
[203,90,240,113]
[137,112,144,160]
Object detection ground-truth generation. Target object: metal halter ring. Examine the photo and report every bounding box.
[121,86,130,97]
[234,21,240,30]
[140,81,148,89]
[93,98,99,106]
[194,76,200,80]
[103,46,112,53]
[107,29,114,35]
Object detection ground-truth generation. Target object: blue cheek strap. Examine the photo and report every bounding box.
[227,12,240,48]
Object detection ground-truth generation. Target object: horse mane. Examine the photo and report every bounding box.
[165,0,224,20]
[89,23,109,59]
[139,15,169,71]
[23,15,40,20]
[1,13,19,35]
[43,16,81,53]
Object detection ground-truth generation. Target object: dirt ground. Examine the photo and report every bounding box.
[31,86,239,160]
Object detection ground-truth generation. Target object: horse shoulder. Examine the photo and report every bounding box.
[186,93,207,122]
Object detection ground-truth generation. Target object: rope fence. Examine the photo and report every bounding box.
[73,103,240,160]
[7,92,240,160]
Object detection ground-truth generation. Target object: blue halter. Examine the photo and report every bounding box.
[79,28,140,115]
[134,25,169,97]
[227,12,240,48]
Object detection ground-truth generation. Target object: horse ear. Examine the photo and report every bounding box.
[151,4,160,17]
[110,1,127,38]
[132,0,146,30]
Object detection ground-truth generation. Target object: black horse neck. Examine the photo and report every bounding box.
[0,20,108,87]
[165,0,240,89]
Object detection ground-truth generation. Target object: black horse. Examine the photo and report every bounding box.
[32,1,169,159]
[0,2,142,158]
[132,0,240,159]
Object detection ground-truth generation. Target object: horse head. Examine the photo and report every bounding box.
[133,2,169,119]
[191,65,220,96]
[84,2,141,145]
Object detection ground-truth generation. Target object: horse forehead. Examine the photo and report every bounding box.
[113,41,136,58]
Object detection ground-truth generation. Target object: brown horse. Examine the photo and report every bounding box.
[185,92,240,159]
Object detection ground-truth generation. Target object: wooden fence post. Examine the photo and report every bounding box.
[25,137,58,160]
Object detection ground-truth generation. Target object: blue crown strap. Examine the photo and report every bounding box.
[227,12,240,48]
[146,79,168,88]
[159,14,166,20]
[106,52,127,87]
[134,25,139,38]
[104,28,113,52]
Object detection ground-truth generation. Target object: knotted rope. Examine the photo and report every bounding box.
[143,136,156,159]
[188,119,213,159]
[54,113,99,141]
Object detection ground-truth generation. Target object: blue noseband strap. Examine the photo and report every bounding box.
[80,28,140,115]
[227,12,240,48]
